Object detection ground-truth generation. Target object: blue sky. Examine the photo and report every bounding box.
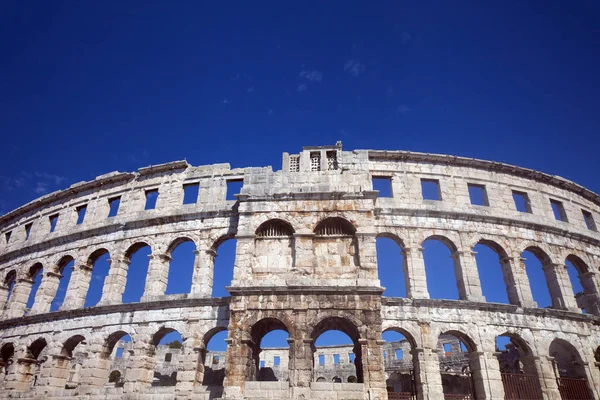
[4,1,599,355]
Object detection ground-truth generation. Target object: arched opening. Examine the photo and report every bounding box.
[2,270,16,308]
[437,332,476,399]
[474,241,510,304]
[495,334,543,399]
[151,328,183,386]
[250,318,290,382]
[311,317,362,384]
[26,338,48,387]
[423,236,459,300]
[382,329,417,397]
[25,263,43,312]
[550,339,593,399]
[212,238,236,298]
[202,329,228,386]
[0,343,14,377]
[122,243,151,303]
[50,256,74,311]
[313,218,359,275]
[376,234,407,297]
[166,239,195,294]
[105,332,132,387]
[522,247,553,308]
[565,255,598,314]
[59,335,87,389]
[84,249,110,307]
[254,220,295,272]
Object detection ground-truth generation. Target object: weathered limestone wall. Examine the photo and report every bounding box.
[0,144,599,399]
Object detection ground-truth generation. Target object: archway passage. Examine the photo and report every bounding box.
[122,243,151,303]
[522,248,552,308]
[565,255,599,314]
[311,318,362,384]
[437,333,475,400]
[550,339,593,400]
[152,329,183,387]
[423,237,459,300]
[25,263,43,311]
[474,242,510,304]
[166,240,195,294]
[495,334,542,399]
[376,236,407,297]
[382,329,417,398]
[249,318,289,382]
[203,329,228,386]
[105,332,132,387]
[212,238,236,298]
[1,343,14,377]
[26,338,48,387]
[60,335,87,389]
[50,257,74,311]
[84,250,110,307]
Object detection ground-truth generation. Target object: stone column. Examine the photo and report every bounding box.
[403,247,430,299]
[4,278,33,319]
[536,355,562,400]
[288,329,312,399]
[39,354,70,389]
[364,339,387,399]
[77,340,111,393]
[175,337,202,398]
[579,271,600,315]
[468,351,505,399]
[98,256,129,305]
[141,253,171,300]
[223,329,252,399]
[542,263,579,311]
[0,286,10,315]
[355,233,378,282]
[452,250,486,302]
[123,336,154,393]
[190,248,216,298]
[5,350,36,391]
[60,263,93,310]
[2,346,26,391]
[29,270,62,315]
[499,256,537,308]
[413,347,444,400]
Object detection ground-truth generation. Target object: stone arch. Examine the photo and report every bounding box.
[1,269,17,310]
[25,262,44,311]
[150,326,184,387]
[165,237,196,295]
[437,330,480,399]
[382,327,419,397]
[211,233,236,252]
[61,335,86,358]
[565,254,600,314]
[439,330,477,352]
[248,318,292,382]
[472,238,513,304]
[521,245,558,309]
[254,219,296,272]
[310,316,363,383]
[255,218,295,237]
[166,236,197,256]
[422,234,462,300]
[0,343,14,376]
[314,217,356,236]
[383,327,418,349]
[102,330,134,359]
[421,234,459,253]
[209,234,237,298]
[87,247,110,265]
[124,241,152,259]
[376,232,407,248]
[376,232,408,297]
[202,326,228,386]
[313,217,359,273]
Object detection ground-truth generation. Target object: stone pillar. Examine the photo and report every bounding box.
[403,247,430,299]
[123,337,154,393]
[356,233,378,282]
[469,351,505,399]
[190,248,216,298]
[500,256,537,308]
[39,354,70,389]
[175,337,202,398]
[98,256,129,305]
[413,347,444,400]
[77,341,111,393]
[364,339,387,399]
[223,329,252,399]
[2,347,26,391]
[141,253,171,300]
[4,279,33,319]
[60,263,93,310]
[536,355,562,400]
[29,270,62,315]
[452,250,486,302]
[0,286,10,315]
[579,271,600,315]
[542,263,579,311]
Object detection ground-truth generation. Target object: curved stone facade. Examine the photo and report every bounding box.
[0,143,599,399]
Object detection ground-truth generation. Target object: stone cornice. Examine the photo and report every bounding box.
[368,150,600,206]
[226,285,384,296]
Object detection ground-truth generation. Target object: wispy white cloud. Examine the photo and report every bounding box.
[34,182,48,195]
[222,98,231,105]
[297,84,308,92]
[268,109,274,115]
[299,70,322,83]
[34,172,67,186]
[344,59,366,77]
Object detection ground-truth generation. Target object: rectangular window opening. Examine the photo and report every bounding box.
[49,214,59,233]
[108,197,121,217]
[5,231,11,244]
[165,353,172,362]
[550,199,568,222]
[468,183,489,206]
[76,205,87,225]
[333,354,340,364]
[318,354,325,365]
[115,347,124,358]
[260,360,265,369]
[443,343,452,355]
[395,349,403,359]
[289,155,300,172]
[583,210,597,231]
[226,179,243,201]
[25,223,33,240]
[383,351,387,360]
[349,353,355,363]
[213,355,219,364]
[373,176,392,198]
[183,183,200,205]
[326,150,338,170]
[512,191,532,213]
[421,179,442,201]
[273,356,280,366]
[144,189,159,210]
[310,152,321,172]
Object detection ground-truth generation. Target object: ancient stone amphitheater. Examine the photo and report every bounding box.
[0,143,599,400]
